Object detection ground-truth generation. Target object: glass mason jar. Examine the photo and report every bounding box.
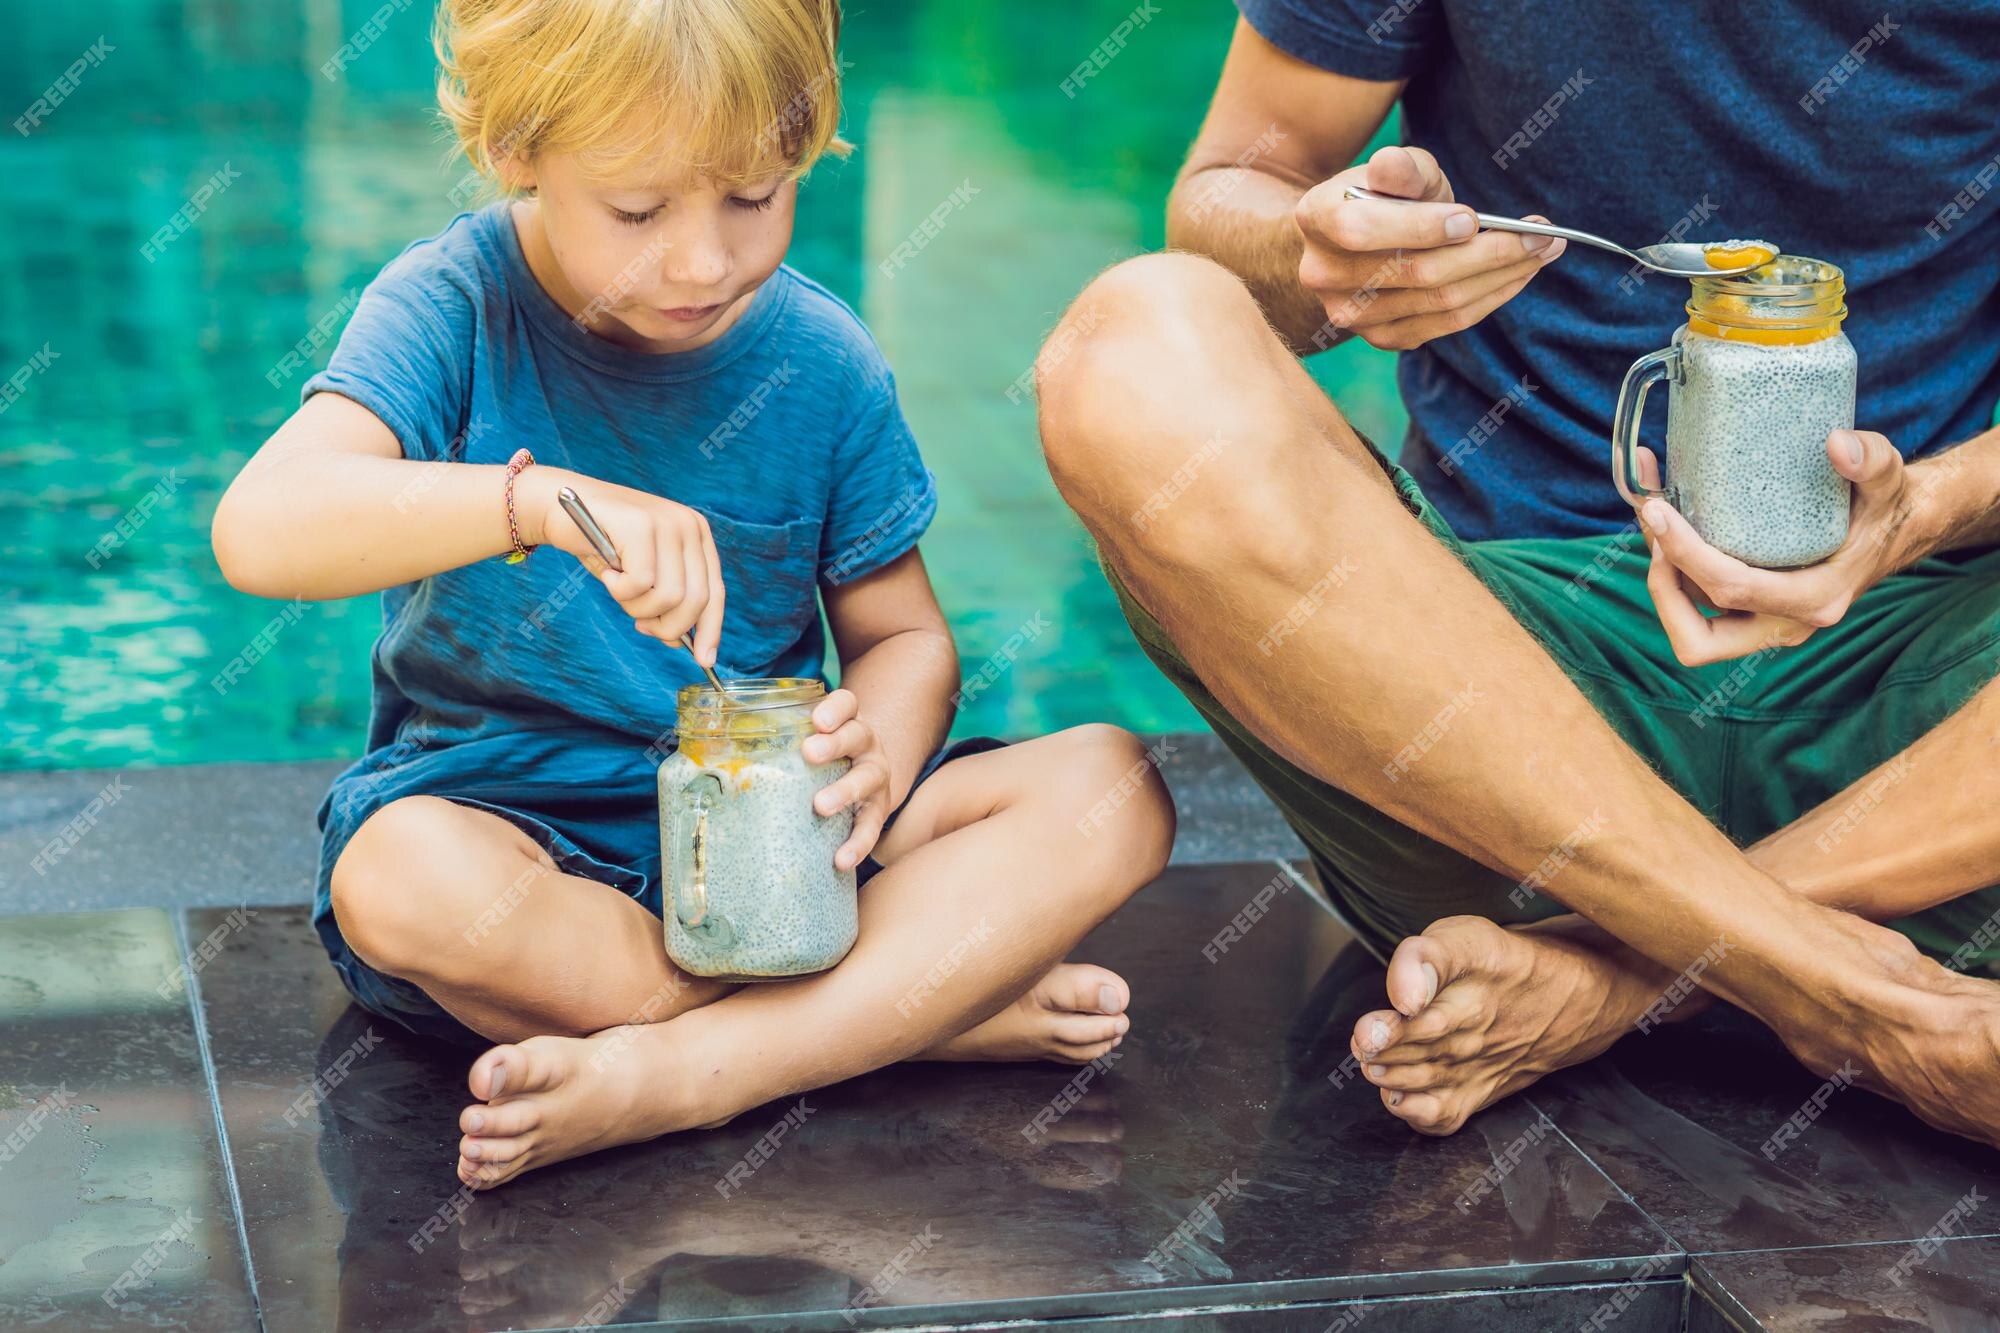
[1613,256,1857,569]
[658,678,858,981]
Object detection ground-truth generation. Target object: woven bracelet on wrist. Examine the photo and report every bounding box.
[503,447,537,564]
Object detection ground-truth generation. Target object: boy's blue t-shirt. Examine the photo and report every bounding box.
[1238,0,2000,542]
[302,202,936,759]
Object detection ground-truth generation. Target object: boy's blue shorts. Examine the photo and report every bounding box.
[313,732,1008,1047]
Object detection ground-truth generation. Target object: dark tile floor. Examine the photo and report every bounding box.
[5,752,1999,1330]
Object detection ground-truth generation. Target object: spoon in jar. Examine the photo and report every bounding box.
[555,486,733,698]
[1340,185,1779,279]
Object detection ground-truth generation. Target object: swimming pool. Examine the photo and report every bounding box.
[0,0,1404,770]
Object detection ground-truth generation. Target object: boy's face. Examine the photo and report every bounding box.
[511,143,796,354]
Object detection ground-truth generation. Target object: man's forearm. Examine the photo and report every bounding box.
[839,628,957,808]
[1750,677,2000,924]
[1166,166,1331,353]
[1895,425,2000,562]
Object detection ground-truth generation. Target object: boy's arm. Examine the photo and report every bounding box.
[213,391,568,598]
[211,390,727,659]
[817,548,958,812]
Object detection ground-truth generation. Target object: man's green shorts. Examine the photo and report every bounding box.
[1104,441,2000,973]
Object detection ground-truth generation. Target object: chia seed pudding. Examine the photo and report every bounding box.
[1615,254,1858,570]
[659,679,858,981]
[1666,326,1856,568]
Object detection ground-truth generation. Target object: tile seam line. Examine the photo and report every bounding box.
[1689,1227,2000,1260]
[1264,857,1691,1278]
[174,909,268,1333]
[1523,1093,1690,1272]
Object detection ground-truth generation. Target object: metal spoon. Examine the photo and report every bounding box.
[555,486,732,697]
[1340,185,1777,279]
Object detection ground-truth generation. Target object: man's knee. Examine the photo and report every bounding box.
[331,796,547,974]
[1035,254,1361,585]
[1035,253,1276,496]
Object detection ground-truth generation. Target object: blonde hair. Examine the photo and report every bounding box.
[434,0,850,193]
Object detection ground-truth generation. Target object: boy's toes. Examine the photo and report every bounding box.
[1050,1012,1130,1048]
[1033,963,1129,1016]
[1055,1034,1123,1065]
[457,1152,529,1190]
[467,1037,565,1102]
[461,1097,542,1138]
[460,1133,530,1165]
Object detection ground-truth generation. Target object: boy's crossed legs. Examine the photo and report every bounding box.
[331,724,1174,1188]
[1035,251,2000,1149]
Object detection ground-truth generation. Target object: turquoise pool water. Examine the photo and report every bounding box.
[0,0,1405,770]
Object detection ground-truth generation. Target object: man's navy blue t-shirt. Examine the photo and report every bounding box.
[1238,0,2000,541]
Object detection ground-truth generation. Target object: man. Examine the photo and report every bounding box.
[1034,0,2000,1145]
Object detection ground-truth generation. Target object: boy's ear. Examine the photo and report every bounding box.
[494,152,535,194]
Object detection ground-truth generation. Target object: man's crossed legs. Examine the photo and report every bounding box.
[1035,252,2000,1147]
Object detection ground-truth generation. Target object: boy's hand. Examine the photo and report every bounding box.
[1632,430,1914,666]
[803,688,891,872]
[525,470,726,667]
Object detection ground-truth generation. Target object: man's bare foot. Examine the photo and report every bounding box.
[916,963,1131,1064]
[455,1023,704,1190]
[1351,915,1694,1135]
[1776,910,2000,1150]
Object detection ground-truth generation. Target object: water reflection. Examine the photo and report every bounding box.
[1,0,1402,769]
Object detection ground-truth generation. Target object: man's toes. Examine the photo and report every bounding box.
[1381,1087,1459,1135]
[1365,1060,1443,1092]
[1384,935,1444,1018]
[1035,963,1130,1016]
[1352,1009,1405,1059]
[461,1097,542,1138]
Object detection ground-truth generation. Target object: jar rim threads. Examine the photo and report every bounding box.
[676,677,824,739]
[1686,255,1847,343]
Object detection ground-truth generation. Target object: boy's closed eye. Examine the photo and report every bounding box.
[608,185,782,228]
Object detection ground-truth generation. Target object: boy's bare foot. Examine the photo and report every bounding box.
[915,963,1131,1064]
[455,1023,702,1190]
[1351,915,1689,1135]
[453,963,1132,1189]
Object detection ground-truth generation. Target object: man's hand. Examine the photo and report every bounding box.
[1294,144,1566,351]
[803,688,891,872]
[1636,429,1917,665]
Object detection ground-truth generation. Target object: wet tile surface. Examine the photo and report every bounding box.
[190,864,1675,1331]
[1533,1002,2000,1258]
[0,909,257,1330]
[1692,1236,2000,1331]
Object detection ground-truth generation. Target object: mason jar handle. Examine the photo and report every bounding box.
[670,778,720,929]
[1612,345,1681,506]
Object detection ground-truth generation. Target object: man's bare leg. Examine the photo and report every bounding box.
[1034,251,2000,1146]
[1357,677,2000,1129]
[437,725,1173,1187]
